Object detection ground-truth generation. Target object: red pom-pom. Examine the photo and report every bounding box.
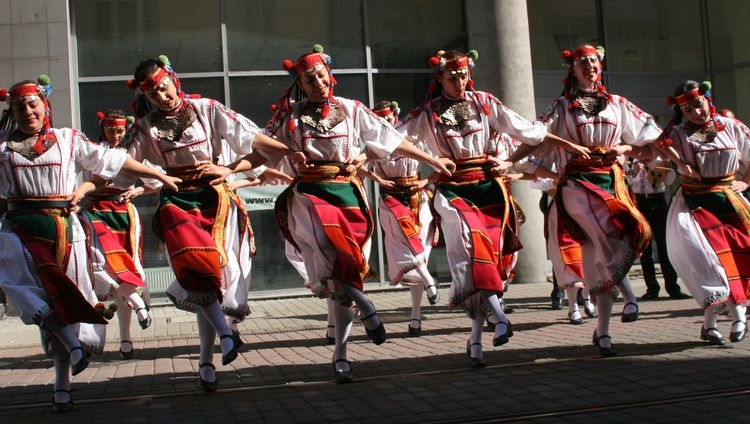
[129,100,136,111]
[126,79,138,91]
[282,59,293,72]
[666,96,676,106]
[96,111,105,120]
[270,104,278,112]
[561,50,572,60]
[0,89,7,101]
[428,57,440,69]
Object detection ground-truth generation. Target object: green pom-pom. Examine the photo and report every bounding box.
[701,81,712,92]
[158,55,170,66]
[391,101,399,108]
[38,74,51,86]
[126,116,135,125]
[468,50,479,60]
[312,44,324,53]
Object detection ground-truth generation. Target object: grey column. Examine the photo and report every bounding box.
[467,0,547,284]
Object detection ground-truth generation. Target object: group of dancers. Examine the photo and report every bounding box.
[1,42,748,413]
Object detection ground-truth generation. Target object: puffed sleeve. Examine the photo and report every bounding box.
[209,99,259,156]
[484,93,547,146]
[354,100,403,159]
[74,130,127,180]
[617,97,662,146]
[731,119,750,168]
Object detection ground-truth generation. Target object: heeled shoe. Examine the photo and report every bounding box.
[621,302,639,323]
[592,330,600,346]
[325,325,335,345]
[231,329,245,350]
[427,286,440,305]
[361,312,387,345]
[219,334,238,365]
[333,359,354,383]
[52,389,74,413]
[583,303,597,318]
[198,363,217,392]
[596,334,617,357]
[700,326,727,346]
[568,311,584,325]
[408,319,422,336]
[466,340,485,368]
[136,307,151,330]
[492,320,514,347]
[730,321,747,343]
[119,340,134,360]
[70,346,89,376]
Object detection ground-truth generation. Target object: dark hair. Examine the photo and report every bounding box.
[104,108,127,119]
[373,100,392,111]
[439,50,466,63]
[673,80,700,98]
[133,59,164,84]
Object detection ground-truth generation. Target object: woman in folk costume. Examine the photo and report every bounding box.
[268,45,454,383]
[79,109,153,361]
[398,50,588,367]
[537,45,661,357]
[663,80,750,345]
[125,55,304,392]
[0,77,179,412]
[370,100,440,337]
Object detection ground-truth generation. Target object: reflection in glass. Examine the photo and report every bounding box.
[528,0,599,70]
[707,0,750,70]
[373,73,431,116]
[75,0,222,77]
[226,0,364,71]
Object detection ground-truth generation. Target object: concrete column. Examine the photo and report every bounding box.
[467,0,547,284]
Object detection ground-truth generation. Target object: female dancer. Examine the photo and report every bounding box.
[126,55,304,391]
[371,100,440,336]
[268,45,454,382]
[398,49,587,366]
[0,76,179,412]
[81,109,152,361]
[537,45,661,356]
[663,80,749,345]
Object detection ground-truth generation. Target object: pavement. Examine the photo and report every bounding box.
[1,272,749,424]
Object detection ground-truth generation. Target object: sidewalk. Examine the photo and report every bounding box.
[1,274,749,423]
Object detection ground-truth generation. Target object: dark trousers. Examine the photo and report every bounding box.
[636,193,680,295]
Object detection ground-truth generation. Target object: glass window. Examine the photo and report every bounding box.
[225,0,365,72]
[75,0,222,77]
[528,0,599,70]
[373,73,432,117]
[602,0,704,72]
[713,69,750,123]
[368,0,467,69]
[707,0,750,70]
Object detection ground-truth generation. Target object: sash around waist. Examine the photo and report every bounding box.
[7,197,71,212]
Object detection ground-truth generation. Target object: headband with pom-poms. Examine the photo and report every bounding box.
[665,81,721,129]
[127,55,200,119]
[560,45,611,110]
[269,44,337,136]
[0,75,55,156]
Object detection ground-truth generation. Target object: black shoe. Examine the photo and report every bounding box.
[621,302,639,323]
[407,319,421,336]
[70,346,89,376]
[668,292,691,300]
[730,321,747,343]
[325,325,335,345]
[568,311,584,325]
[119,340,134,360]
[577,289,585,306]
[492,320,513,347]
[136,308,151,330]
[501,302,515,314]
[583,303,597,318]
[198,363,217,392]
[592,330,600,346]
[640,292,659,301]
[485,319,497,332]
[551,297,564,310]
[700,326,726,346]
[362,312,387,345]
[52,389,74,413]
[596,334,617,357]
[427,286,440,305]
[466,340,485,368]
[231,329,245,350]
[333,359,354,383]
[219,334,238,365]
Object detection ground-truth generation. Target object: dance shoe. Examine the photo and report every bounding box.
[198,363,217,392]
[325,325,336,345]
[427,286,440,305]
[621,302,639,323]
[231,329,245,350]
[730,321,747,343]
[333,359,354,383]
[219,334,238,365]
[361,312,387,345]
[550,297,563,310]
[52,389,74,413]
[583,303,597,318]
[466,340,485,368]
[119,340,134,360]
[700,326,726,346]
[408,319,422,336]
[136,307,151,330]
[595,333,617,358]
[568,311,584,325]
[70,346,89,376]
[492,320,514,347]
